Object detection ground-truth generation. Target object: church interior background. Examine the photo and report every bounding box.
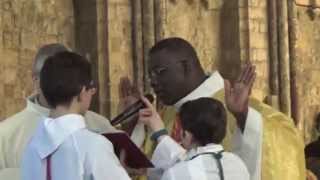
[0,0,320,144]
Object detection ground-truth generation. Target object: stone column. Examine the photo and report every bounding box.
[97,0,111,117]
[141,0,156,92]
[288,0,301,126]
[131,0,144,91]
[264,0,280,109]
[277,0,292,115]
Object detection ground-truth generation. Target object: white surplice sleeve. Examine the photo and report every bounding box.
[231,107,263,180]
[148,136,186,180]
[160,168,176,180]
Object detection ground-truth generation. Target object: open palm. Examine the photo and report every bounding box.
[224,64,256,116]
[117,77,141,134]
[118,77,140,111]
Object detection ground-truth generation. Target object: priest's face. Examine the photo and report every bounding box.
[148,51,188,105]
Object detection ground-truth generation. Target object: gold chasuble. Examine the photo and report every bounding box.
[142,72,306,180]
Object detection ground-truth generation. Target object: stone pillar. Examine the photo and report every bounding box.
[277,0,292,115]
[142,0,155,92]
[288,0,300,125]
[267,0,280,107]
[96,0,111,117]
[131,0,144,91]
[154,0,165,42]
[239,0,250,64]
[247,0,270,100]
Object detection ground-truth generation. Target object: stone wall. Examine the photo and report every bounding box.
[159,0,269,101]
[248,0,269,100]
[296,6,320,143]
[160,0,221,74]
[108,0,134,117]
[0,0,74,120]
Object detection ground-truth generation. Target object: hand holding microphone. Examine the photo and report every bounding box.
[138,96,165,133]
[111,94,154,126]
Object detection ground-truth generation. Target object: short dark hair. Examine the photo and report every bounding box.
[179,98,227,145]
[149,37,200,66]
[40,51,92,108]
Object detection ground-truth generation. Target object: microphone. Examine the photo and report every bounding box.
[111,94,154,126]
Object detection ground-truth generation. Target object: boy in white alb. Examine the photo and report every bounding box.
[21,52,131,180]
[139,97,249,180]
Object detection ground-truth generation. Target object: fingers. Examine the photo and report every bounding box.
[239,63,251,82]
[131,84,141,98]
[243,65,256,85]
[138,108,155,126]
[135,168,147,176]
[248,72,256,94]
[238,62,256,86]
[139,109,152,117]
[119,77,132,98]
[237,62,249,82]
[140,95,154,110]
[119,149,127,167]
[241,63,256,94]
[126,168,147,176]
[119,77,141,100]
[138,110,150,124]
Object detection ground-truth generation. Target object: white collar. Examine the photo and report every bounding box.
[33,114,86,159]
[180,143,224,161]
[26,94,50,116]
[174,71,224,110]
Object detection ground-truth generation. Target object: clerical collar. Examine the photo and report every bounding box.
[174,71,224,110]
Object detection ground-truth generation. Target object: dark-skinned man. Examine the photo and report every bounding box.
[121,37,305,180]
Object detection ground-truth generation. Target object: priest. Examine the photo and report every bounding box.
[125,37,305,180]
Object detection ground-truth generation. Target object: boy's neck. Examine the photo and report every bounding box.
[50,105,82,119]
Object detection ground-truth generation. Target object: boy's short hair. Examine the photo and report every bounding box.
[179,98,227,145]
[40,51,92,108]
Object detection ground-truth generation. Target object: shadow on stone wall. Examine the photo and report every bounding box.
[218,0,241,81]
[73,0,100,113]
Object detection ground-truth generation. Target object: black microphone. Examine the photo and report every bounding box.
[111,94,154,126]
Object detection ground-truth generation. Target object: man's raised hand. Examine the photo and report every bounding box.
[224,63,256,131]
